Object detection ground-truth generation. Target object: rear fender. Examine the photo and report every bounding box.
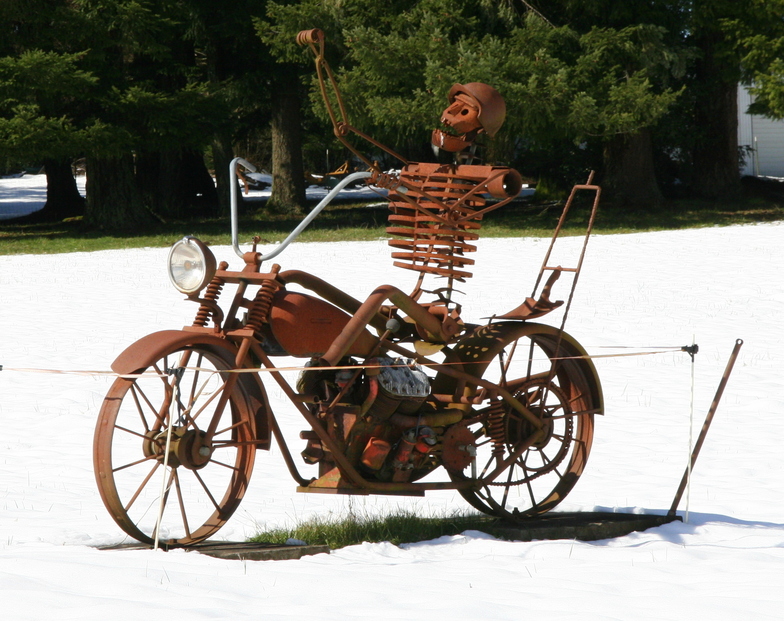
[110,330,271,449]
[433,322,603,412]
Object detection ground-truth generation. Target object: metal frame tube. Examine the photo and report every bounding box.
[229,158,371,261]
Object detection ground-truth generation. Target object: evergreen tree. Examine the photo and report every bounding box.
[0,1,95,219]
[73,0,226,227]
[266,0,685,206]
[729,0,784,120]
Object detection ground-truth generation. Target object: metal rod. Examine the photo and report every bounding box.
[668,339,744,517]
[229,157,256,258]
[229,158,371,260]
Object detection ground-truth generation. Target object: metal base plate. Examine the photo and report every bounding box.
[98,540,329,561]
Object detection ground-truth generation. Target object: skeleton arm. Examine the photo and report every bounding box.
[296,29,409,170]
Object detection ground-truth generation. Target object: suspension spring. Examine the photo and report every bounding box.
[192,262,228,328]
[486,399,507,459]
[245,278,280,333]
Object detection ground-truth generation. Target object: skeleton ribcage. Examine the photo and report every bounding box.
[386,163,489,283]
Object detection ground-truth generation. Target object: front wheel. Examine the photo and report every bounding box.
[94,343,259,545]
[437,322,602,519]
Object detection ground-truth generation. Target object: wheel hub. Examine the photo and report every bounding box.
[503,379,573,476]
[143,427,213,470]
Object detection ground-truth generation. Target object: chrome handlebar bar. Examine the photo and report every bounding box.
[229,157,371,261]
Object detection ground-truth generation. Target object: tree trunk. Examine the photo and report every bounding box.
[691,80,740,199]
[136,149,218,219]
[269,64,306,214]
[602,129,663,208]
[84,154,154,229]
[19,158,85,222]
[691,26,741,199]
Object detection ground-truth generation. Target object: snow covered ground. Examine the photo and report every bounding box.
[0,173,55,220]
[1,175,783,619]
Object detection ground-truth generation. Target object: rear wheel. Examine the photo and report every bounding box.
[94,344,257,545]
[439,323,601,519]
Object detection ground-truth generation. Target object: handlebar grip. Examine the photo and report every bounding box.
[296,29,324,46]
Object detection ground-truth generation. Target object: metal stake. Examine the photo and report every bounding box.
[668,339,744,517]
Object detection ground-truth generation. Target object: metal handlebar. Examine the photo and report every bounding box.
[229,157,372,261]
[229,157,257,258]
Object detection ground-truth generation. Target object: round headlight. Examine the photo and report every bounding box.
[167,237,217,294]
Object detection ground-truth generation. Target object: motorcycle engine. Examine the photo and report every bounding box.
[298,356,446,481]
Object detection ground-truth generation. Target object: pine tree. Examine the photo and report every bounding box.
[0,2,95,219]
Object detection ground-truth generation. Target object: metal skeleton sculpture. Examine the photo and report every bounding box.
[92,29,603,546]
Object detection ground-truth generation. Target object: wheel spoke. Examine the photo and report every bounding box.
[525,473,536,506]
[208,458,241,472]
[189,380,227,425]
[214,419,250,437]
[123,461,161,512]
[212,439,259,448]
[502,338,519,378]
[550,407,599,420]
[133,382,168,429]
[153,468,176,536]
[191,469,221,511]
[112,454,157,473]
[128,385,150,433]
[501,465,515,508]
[173,470,191,539]
[114,423,150,441]
[478,453,495,479]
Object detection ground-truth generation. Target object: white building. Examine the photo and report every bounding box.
[738,85,784,178]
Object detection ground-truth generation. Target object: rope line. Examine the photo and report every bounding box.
[0,346,691,379]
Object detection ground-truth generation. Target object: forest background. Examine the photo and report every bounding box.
[2,0,784,230]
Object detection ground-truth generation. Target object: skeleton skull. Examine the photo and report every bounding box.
[441,93,483,135]
[432,82,507,153]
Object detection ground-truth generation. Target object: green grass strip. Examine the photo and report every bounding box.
[249,507,511,550]
[2,194,783,255]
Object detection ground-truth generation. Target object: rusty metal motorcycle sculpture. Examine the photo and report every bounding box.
[93,29,603,546]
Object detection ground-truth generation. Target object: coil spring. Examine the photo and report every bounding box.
[486,400,507,459]
[193,267,227,327]
[245,278,280,333]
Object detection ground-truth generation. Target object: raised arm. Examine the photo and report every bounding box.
[296,28,409,170]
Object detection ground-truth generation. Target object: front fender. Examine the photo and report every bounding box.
[111,330,233,374]
[110,330,271,449]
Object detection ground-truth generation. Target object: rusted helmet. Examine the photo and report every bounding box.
[447,83,506,137]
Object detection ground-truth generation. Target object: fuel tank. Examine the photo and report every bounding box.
[268,290,377,358]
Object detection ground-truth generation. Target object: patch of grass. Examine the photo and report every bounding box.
[250,508,508,550]
[1,192,782,256]
[0,201,390,255]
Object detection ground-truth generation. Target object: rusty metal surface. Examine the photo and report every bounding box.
[92,28,607,547]
[384,162,522,284]
[269,290,377,357]
[99,540,331,561]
